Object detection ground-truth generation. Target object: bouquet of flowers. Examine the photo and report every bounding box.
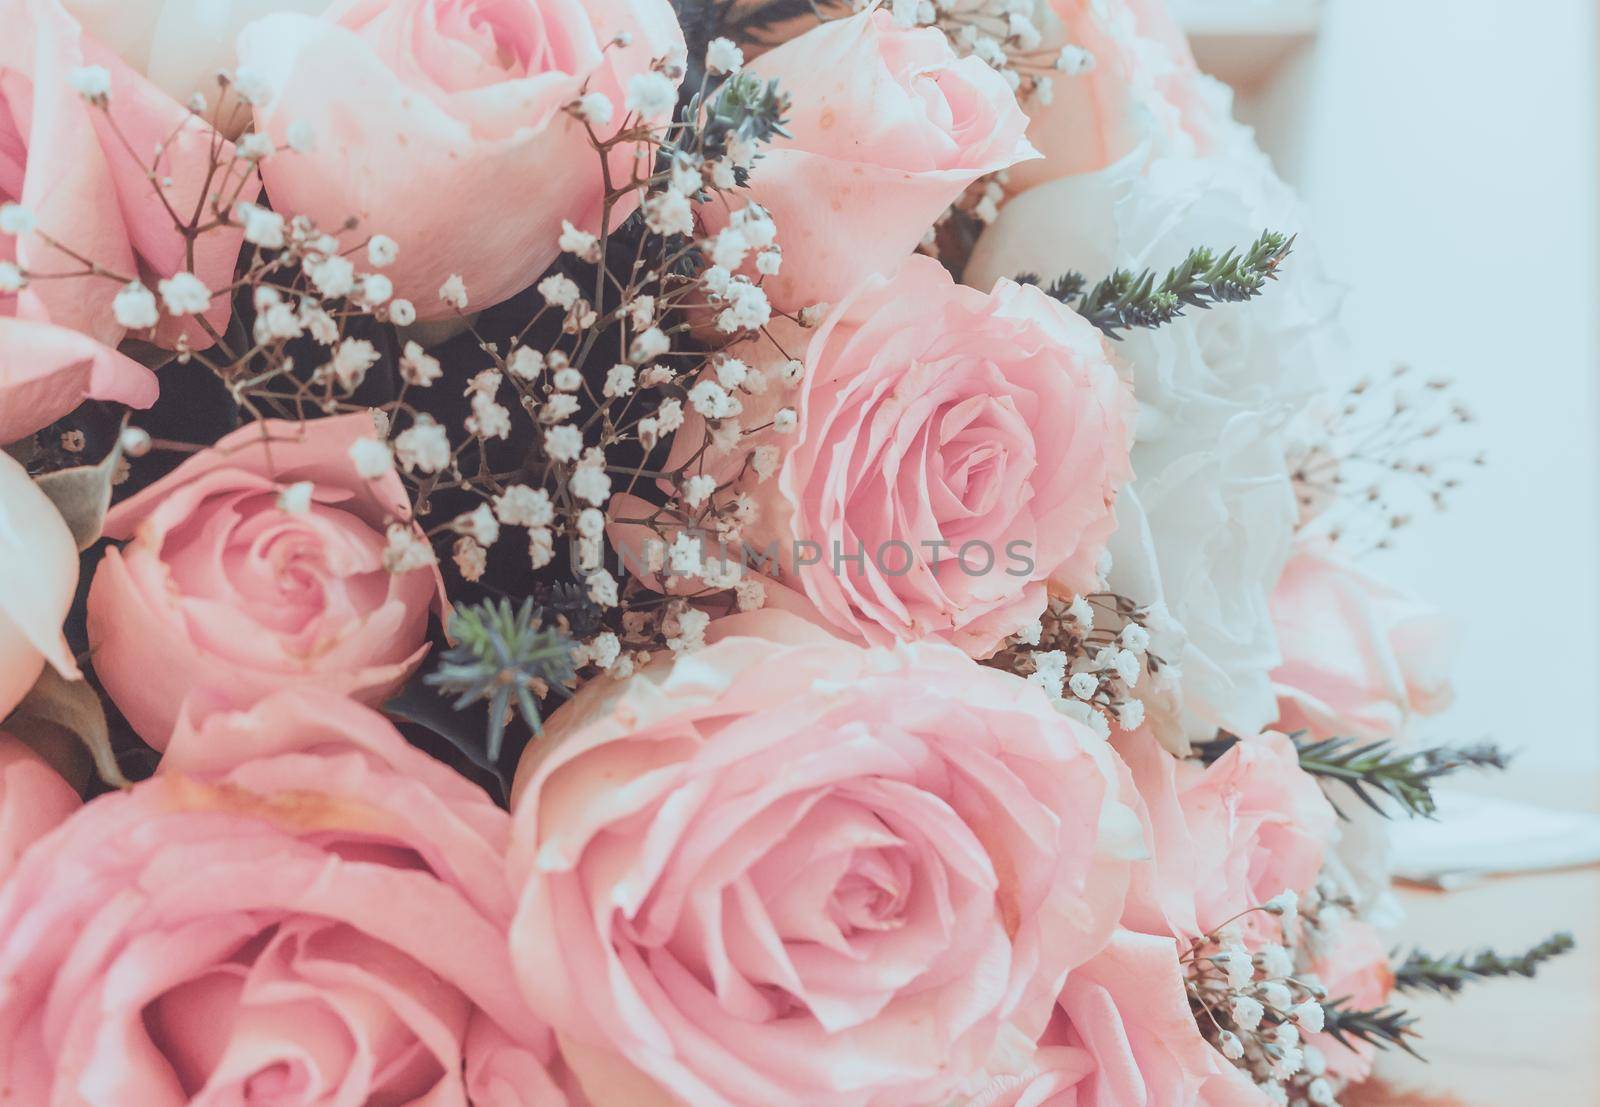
[0,0,1572,1103]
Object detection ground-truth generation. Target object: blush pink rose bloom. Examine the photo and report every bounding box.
[0,735,79,884]
[0,450,80,722]
[238,0,685,321]
[87,413,442,748]
[1010,0,1230,194]
[1271,546,1456,743]
[0,690,574,1105]
[1306,920,1394,1084]
[637,255,1132,658]
[966,930,1268,1107]
[506,609,1139,1107]
[712,9,1036,310]
[1113,726,1335,941]
[1,0,241,348]
[0,318,157,444]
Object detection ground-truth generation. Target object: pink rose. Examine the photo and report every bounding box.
[0,318,157,444]
[1114,726,1335,940]
[1,0,241,347]
[637,255,1132,658]
[0,735,79,884]
[1010,0,1227,194]
[0,450,80,722]
[968,931,1268,1107]
[0,690,572,1104]
[87,413,441,748]
[1307,920,1394,1084]
[714,9,1035,310]
[1271,546,1456,742]
[507,609,1138,1107]
[238,0,685,320]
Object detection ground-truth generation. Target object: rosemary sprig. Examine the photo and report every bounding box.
[1193,733,1513,819]
[1019,230,1295,340]
[1394,932,1576,998]
[424,598,579,760]
[1321,999,1423,1059]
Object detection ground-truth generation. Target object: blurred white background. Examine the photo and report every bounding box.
[1176,0,1600,769]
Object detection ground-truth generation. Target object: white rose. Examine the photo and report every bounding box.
[968,144,1347,751]
[58,0,333,135]
[0,452,81,720]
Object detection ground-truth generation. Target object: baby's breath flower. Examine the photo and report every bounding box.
[306,254,356,298]
[537,273,581,309]
[1230,995,1265,1032]
[495,485,553,527]
[467,393,511,439]
[399,340,441,386]
[508,346,544,381]
[1056,43,1095,75]
[573,91,614,126]
[113,282,159,330]
[544,424,583,462]
[438,273,469,310]
[682,474,717,508]
[630,326,670,363]
[236,202,286,248]
[603,363,636,397]
[69,65,112,103]
[706,37,743,75]
[276,481,314,515]
[0,203,36,236]
[158,272,211,316]
[569,464,612,506]
[394,415,451,473]
[715,279,770,332]
[236,132,274,161]
[644,190,693,237]
[734,577,766,611]
[360,274,393,306]
[453,536,487,581]
[625,70,676,116]
[330,338,379,389]
[528,526,556,569]
[367,235,400,268]
[348,435,393,480]
[388,298,417,326]
[453,503,501,547]
[587,569,619,608]
[558,219,601,262]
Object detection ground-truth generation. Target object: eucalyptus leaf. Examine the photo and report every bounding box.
[9,666,129,789]
[33,435,125,552]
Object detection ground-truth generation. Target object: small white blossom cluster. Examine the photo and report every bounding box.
[869,0,1088,104]
[1185,895,1340,1107]
[1291,364,1482,555]
[989,592,1176,737]
[360,42,797,678]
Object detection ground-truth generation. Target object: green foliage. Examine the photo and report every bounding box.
[1194,733,1512,819]
[1021,230,1295,339]
[1295,736,1511,819]
[681,71,790,168]
[1321,999,1423,1059]
[424,598,578,761]
[1394,932,1576,998]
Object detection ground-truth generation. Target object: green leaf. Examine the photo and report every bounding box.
[32,434,124,552]
[8,666,129,790]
